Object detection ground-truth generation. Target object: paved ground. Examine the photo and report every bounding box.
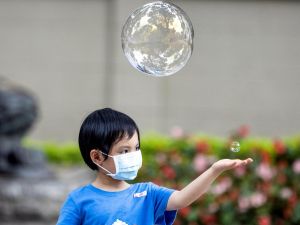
[0,165,94,225]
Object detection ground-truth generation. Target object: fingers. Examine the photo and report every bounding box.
[230,160,243,167]
[234,158,253,167]
[243,158,253,165]
[245,158,253,163]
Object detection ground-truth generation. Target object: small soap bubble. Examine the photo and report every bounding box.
[230,141,240,152]
[121,1,194,77]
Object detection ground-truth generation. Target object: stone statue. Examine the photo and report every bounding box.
[0,77,93,224]
[0,76,49,178]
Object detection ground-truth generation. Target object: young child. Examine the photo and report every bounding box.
[57,108,253,225]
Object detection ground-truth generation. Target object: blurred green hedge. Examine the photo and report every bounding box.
[24,128,300,225]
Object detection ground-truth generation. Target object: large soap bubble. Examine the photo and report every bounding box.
[121,1,194,77]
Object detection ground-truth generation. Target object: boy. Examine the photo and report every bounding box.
[57,108,253,225]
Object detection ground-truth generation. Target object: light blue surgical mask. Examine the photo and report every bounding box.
[94,150,142,180]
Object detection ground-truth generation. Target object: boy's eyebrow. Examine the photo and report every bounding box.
[118,143,140,148]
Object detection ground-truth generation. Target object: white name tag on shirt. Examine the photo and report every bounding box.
[133,191,147,198]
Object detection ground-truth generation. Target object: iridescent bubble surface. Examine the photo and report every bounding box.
[121,1,194,76]
[230,141,240,153]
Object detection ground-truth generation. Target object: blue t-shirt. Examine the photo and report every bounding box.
[57,182,177,225]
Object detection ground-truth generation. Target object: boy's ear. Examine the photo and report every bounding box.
[90,149,105,165]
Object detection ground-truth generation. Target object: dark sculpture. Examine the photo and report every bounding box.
[0,77,77,223]
[0,77,50,178]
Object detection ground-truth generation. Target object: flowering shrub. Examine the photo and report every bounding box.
[26,126,300,224]
[137,128,300,225]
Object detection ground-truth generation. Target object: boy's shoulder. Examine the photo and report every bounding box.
[67,184,91,199]
[133,181,158,190]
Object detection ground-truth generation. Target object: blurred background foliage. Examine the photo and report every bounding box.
[24,126,300,225]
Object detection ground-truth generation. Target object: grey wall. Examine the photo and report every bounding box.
[0,0,299,141]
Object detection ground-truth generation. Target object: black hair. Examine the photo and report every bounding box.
[78,108,140,170]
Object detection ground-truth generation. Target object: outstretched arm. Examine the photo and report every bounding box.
[166,158,253,210]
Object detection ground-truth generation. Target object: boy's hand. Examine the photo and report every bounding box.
[211,158,253,174]
[167,157,253,210]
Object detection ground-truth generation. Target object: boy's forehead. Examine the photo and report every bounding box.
[115,131,139,146]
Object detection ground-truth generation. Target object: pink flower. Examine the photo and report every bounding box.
[256,163,275,181]
[208,203,219,213]
[234,165,246,177]
[193,154,209,173]
[280,188,292,199]
[170,126,184,138]
[250,192,267,208]
[211,177,232,196]
[238,196,251,212]
[292,159,300,174]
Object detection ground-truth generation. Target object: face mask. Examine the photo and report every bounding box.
[94,150,142,180]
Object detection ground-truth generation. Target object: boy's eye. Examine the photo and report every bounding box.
[119,146,140,154]
[121,149,129,154]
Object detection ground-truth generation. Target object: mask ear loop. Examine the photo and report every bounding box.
[98,150,111,158]
[92,150,116,177]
